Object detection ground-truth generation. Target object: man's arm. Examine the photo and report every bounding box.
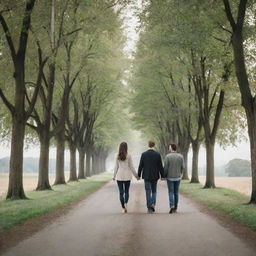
[158,154,165,178]
[137,154,144,178]
[181,155,185,174]
[163,155,169,178]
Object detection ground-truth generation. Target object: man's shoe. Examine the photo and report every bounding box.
[173,207,177,213]
[169,206,175,214]
[151,204,155,212]
[147,208,153,214]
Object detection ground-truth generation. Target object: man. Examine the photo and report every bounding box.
[138,140,164,213]
[164,143,185,214]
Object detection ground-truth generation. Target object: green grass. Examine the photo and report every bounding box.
[180,181,256,231]
[0,172,111,232]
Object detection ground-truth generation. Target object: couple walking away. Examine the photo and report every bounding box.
[113,140,185,214]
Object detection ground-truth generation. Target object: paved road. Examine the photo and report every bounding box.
[2,181,255,256]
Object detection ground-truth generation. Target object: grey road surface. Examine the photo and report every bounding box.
[2,181,256,256]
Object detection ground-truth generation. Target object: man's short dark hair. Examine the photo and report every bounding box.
[148,140,155,148]
[170,143,177,151]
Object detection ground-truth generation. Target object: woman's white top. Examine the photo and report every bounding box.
[113,154,138,181]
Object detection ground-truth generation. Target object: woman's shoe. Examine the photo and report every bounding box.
[169,206,175,214]
[123,204,128,213]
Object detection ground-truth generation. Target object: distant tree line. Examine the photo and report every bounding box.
[225,159,251,177]
[0,157,67,173]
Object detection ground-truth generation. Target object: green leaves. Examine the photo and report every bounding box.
[130,0,245,152]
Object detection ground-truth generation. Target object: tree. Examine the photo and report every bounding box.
[26,0,69,190]
[65,96,79,181]
[225,158,251,177]
[222,0,256,203]
[0,1,48,199]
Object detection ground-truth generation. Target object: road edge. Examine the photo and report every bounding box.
[181,190,256,251]
[0,180,110,255]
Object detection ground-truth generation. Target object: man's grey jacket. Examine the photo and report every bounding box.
[164,152,185,179]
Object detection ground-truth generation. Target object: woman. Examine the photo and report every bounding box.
[113,142,138,213]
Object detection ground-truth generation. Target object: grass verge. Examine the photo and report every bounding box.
[180,181,256,232]
[0,172,111,232]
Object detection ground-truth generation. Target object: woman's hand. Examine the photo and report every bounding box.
[113,178,115,181]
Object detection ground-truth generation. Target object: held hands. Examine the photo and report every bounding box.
[113,178,115,181]
[160,177,166,181]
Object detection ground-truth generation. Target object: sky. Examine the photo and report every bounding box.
[0,1,252,171]
[121,1,142,58]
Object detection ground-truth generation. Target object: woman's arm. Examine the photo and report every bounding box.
[113,158,119,179]
[128,155,138,178]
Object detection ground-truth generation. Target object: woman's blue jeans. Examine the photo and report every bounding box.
[117,181,131,208]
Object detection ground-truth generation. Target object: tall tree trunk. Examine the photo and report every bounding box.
[85,150,91,177]
[37,130,51,190]
[233,32,256,203]
[102,154,107,173]
[248,122,256,203]
[54,132,66,184]
[78,148,86,179]
[91,153,96,175]
[223,0,256,203]
[68,143,78,181]
[7,61,27,199]
[37,61,56,188]
[177,125,190,180]
[204,140,215,188]
[36,64,55,190]
[181,148,189,180]
[52,73,73,185]
[100,154,104,173]
[190,141,200,183]
[99,152,103,173]
[6,117,26,199]
[1,0,37,199]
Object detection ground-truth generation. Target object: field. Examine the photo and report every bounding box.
[199,176,251,196]
[0,172,72,198]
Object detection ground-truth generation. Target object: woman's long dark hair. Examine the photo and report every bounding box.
[118,142,128,161]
